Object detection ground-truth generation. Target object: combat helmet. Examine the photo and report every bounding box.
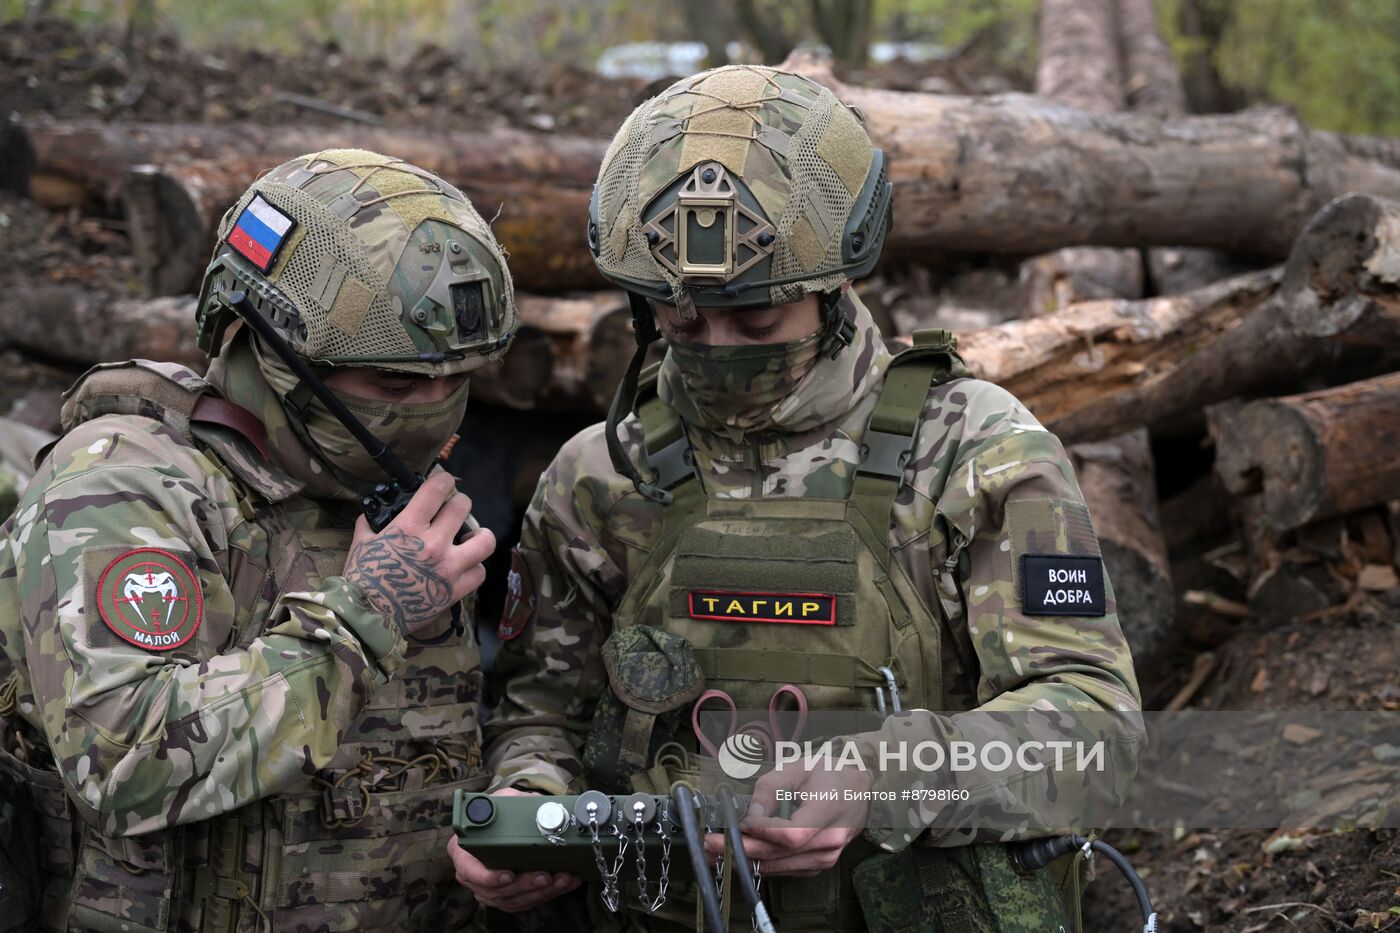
[589,65,892,500]
[196,149,517,376]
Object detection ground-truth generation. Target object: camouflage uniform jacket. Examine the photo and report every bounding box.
[486,295,1143,851]
[0,359,484,932]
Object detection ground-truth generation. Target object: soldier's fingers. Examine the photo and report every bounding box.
[447,837,516,889]
[473,873,578,910]
[734,821,822,850]
[448,525,496,575]
[349,514,375,549]
[430,491,473,534]
[397,471,458,528]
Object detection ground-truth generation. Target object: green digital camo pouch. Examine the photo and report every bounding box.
[582,625,706,792]
[853,842,1089,933]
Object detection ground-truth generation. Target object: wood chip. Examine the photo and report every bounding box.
[1250,665,1270,694]
[1282,723,1323,745]
[1356,563,1399,591]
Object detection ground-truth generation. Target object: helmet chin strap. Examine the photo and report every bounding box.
[818,288,856,359]
[606,287,855,502]
[606,292,673,504]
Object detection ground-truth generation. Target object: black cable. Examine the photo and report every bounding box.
[717,787,775,933]
[1010,834,1157,932]
[670,785,725,933]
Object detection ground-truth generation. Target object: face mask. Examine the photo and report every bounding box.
[252,336,469,489]
[308,383,469,483]
[664,332,822,435]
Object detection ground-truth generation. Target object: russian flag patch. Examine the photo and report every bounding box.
[227,194,295,272]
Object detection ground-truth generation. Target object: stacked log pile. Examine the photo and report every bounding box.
[3,2,1400,675]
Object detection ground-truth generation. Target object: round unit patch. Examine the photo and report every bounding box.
[96,548,203,651]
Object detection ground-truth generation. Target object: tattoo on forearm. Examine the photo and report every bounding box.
[344,529,452,633]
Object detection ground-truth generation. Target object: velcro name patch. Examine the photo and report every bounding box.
[228,194,295,272]
[1019,554,1107,617]
[687,591,836,625]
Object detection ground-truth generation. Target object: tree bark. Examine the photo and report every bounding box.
[1,286,204,368]
[1207,372,1400,532]
[12,120,608,293]
[1275,193,1400,345]
[1117,0,1188,119]
[1036,0,1123,114]
[949,265,1400,445]
[779,50,1400,259]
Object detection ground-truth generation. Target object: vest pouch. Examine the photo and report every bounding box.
[662,499,918,712]
[853,842,1081,933]
[0,764,41,933]
[68,826,178,933]
[270,769,488,930]
[583,625,705,792]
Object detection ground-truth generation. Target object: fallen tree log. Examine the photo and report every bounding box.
[1276,192,1400,345]
[780,50,1400,259]
[940,263,1400,445]
[8,121,608,294]
[1207,372,1400,532]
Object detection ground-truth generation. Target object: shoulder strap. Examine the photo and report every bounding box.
[59,360,269,459]
[850,329,973,536]
[634,361,699,493]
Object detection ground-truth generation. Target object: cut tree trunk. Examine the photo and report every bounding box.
[949,264,1400,445]
[1,286,204,368]
[10,121,607,293]
[1036,0,1123,114]
[1117,0,1189,120]
[1207,372,1400,532]
[1024,0,1143,318]
[779,50,1400,259]
[1070,429,1175,663]
[1275,192,1400,345]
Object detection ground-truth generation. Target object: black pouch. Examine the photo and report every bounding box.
[853,842,1084,933]
[0,767,41,933]
[582,625,704,792]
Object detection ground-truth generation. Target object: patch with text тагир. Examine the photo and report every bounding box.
[688,590,836,625]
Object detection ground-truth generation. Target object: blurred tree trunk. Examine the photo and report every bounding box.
[1175,0,1245,114]
[1118,0,1188,119]
[681,1,735,68]
[734,0,794,64]
[810,0,873,68]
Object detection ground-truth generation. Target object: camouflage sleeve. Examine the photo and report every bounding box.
[484,423,624,795]
[14,417,407,837]
[857,381,1144,851]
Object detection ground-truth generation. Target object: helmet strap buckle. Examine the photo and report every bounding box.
[818,291,855,359]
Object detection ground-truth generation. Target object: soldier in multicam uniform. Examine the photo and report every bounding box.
[455,66,1143,931]
[0,149,516,931]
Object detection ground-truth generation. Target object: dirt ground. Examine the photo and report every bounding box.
[3,16,1398,932]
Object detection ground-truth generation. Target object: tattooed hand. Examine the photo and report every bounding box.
[343,471,496,635]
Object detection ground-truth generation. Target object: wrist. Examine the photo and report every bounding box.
[327,576,407,678]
